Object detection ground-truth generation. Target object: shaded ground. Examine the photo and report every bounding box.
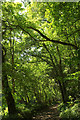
[32,105,61,120]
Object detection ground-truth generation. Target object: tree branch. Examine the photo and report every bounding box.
[3,19,78,50]
[28,53,51,65]
[43,43,58,74]
[24,26,79,50]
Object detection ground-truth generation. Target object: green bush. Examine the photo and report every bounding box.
[58,100,80,120]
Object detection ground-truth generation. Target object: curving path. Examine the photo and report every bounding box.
[32,105,61,120]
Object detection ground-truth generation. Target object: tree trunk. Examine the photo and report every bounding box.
[62,81,68,103]
[58,80,68,104]
[2,73,17,115]
[12,33,15,94]
[2,47,16,115]
[78,48,80,99]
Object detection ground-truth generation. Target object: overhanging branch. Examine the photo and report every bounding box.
[21,26,78,50]
[3,19,78,50]
[28,53,51,65]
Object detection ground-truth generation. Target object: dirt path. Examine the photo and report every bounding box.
[32,105,61,120]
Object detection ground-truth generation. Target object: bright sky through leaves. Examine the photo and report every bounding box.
[14,0,21,2]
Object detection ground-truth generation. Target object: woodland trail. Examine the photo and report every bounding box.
[32,105,61,120]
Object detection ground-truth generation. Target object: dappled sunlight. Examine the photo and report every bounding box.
[2,1,80,120]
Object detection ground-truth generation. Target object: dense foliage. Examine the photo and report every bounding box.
[1,1,80,120]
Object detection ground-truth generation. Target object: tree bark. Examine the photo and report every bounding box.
[58,79,68,104]
[2,73,17,115]
[2,47,17,115]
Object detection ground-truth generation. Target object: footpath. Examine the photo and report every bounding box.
[32,105,61,120]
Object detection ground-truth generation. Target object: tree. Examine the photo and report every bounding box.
[2,2,80,116]
[13,2,79,103]
[2,2,24,115]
